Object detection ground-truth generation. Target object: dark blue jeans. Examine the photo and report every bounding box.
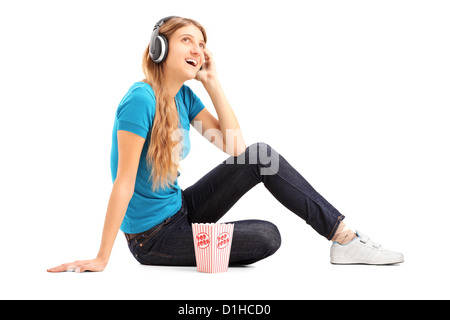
[126,142,344,266]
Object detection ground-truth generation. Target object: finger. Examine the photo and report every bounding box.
[204,47,212,55]
[68,260,92,272]
[47,260,85,272]
[47,263,73,273]
[203,48,212,60]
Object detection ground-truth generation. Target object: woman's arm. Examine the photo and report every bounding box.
[95,177,135,264]
[47,130,145,273]
[194,48,246,156]
[204,78,246,156]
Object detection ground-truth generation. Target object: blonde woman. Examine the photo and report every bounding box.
[48,16,403,273]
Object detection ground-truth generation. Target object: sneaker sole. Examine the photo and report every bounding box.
[330,257,404,265]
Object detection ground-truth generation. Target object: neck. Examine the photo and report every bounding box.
[162,72,184,100]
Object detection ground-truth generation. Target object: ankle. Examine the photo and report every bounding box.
[331,221,357,245]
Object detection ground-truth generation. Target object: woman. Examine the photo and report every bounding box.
[48,16,403,273]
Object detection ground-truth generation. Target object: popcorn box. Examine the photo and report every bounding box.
[192,223,234,273]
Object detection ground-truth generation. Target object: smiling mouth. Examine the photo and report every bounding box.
[185,58,198,67]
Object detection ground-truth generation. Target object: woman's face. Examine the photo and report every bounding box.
[164,25,206,82]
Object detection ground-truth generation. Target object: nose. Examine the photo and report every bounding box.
[190,42,203,55]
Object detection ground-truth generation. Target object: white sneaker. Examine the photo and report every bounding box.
[330,230,404,265]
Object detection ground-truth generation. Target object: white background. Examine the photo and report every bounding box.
[1,0,449,300]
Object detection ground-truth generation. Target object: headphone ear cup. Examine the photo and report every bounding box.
[152,35,168,63]
[159,35,169,62]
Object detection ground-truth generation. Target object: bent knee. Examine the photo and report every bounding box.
[247,142,272,152]
[245,142,276,163]
[244,142,280,175]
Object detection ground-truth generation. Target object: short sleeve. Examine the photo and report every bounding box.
[116,87,155,139]
[182,85,206,122]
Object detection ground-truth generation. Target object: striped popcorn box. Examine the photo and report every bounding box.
[192,223,234,273]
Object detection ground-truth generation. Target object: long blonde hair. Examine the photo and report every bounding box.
[142,17,207,191]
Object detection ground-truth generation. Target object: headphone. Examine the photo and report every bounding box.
[149,16,179,63]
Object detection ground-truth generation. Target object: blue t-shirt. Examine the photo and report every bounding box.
[110,81,205,234]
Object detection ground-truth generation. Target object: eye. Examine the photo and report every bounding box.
[182,37,190,43]
[199,43,205,49]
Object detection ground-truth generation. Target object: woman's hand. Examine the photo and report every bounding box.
[47,257,108,273]
[195,48,217,85]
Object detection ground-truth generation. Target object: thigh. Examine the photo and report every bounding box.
[183,150,261,224]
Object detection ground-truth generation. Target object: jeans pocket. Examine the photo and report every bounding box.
[137,224,165,249]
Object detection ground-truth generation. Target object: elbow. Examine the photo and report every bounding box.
[233,130,246,156]
[112,179,135,200]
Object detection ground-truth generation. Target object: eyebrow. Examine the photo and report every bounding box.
[178,34,206,44]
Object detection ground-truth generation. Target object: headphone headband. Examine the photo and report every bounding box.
[153,16,178,30]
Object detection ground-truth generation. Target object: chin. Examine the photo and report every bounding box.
[181,64,199,79]
[184,71,198,81]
